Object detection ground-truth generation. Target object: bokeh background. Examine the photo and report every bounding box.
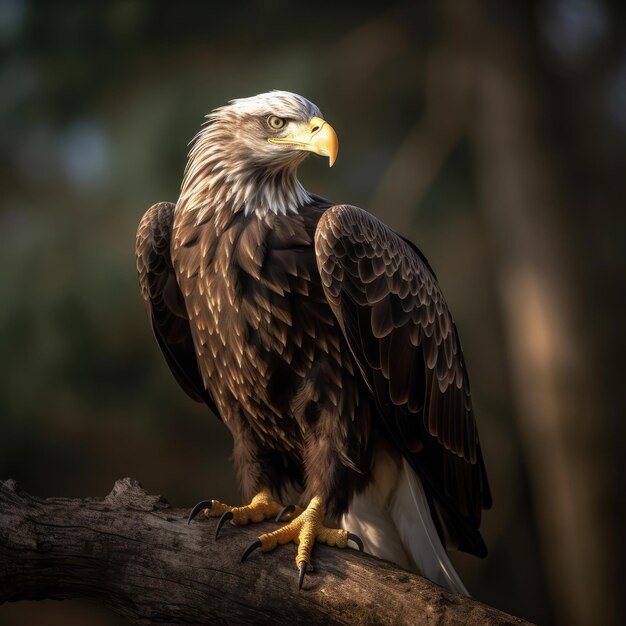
[1,1,624,624]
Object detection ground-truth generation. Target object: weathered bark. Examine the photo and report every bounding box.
[0,478,531,625]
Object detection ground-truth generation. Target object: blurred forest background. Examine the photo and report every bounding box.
[1,1,624,624]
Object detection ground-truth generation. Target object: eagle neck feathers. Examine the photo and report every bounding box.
[176,119,311,225]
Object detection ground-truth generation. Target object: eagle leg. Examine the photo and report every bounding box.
[240,496,363,589]
[187,489,289,536]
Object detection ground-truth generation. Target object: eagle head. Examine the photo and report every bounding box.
[180,91,338,217]
[212,90,338,169]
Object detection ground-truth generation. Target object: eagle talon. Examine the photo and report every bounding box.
[215,510,234,539]
[275,504,295,523]
[187,499,213,524]
[241,539,262,563]
[298,561,308,590]
[347,532,364,551]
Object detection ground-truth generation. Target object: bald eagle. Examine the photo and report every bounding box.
[136,91,491,593]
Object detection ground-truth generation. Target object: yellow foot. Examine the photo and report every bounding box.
[240,496,363,589]
[187,489,299,539]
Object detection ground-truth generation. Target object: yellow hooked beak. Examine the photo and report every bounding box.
[268,116,338,167]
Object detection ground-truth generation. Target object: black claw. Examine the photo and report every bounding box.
[347,532,364,552]
[215,510,234,540]
[298,561,307,590]
[275,504,295,523]
[241,539,262,563]
[187,500,212,525]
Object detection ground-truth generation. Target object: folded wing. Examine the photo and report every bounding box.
[315,205,491,556]
[136,202,218,415]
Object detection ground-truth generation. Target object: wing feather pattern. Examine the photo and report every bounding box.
[136,202,218,416]
[315,205,491,557]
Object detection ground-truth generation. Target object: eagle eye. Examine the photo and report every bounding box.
[267,115,286,130]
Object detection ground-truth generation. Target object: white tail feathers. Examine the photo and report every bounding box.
[341,449,469,596]
[395,460,469,595]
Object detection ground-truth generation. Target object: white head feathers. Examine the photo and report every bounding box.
[218,90,322,121]
[178,91,325,220]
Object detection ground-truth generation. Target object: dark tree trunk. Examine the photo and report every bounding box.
[464,1,620,625]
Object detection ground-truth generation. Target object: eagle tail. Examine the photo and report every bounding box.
[392,460,469,595]
[341,454,469,596]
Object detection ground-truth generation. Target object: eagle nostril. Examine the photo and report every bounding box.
[311,125,320,134]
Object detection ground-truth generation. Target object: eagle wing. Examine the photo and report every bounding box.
[136,202,218,415]
[315,205,491,556]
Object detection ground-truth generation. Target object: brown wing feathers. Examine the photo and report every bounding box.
[315,204,491,556]
[136,202,218,414]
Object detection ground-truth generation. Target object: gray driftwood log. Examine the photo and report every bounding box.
[0,478,532,625]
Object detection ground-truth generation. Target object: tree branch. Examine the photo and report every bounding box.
[0,478,531,625]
